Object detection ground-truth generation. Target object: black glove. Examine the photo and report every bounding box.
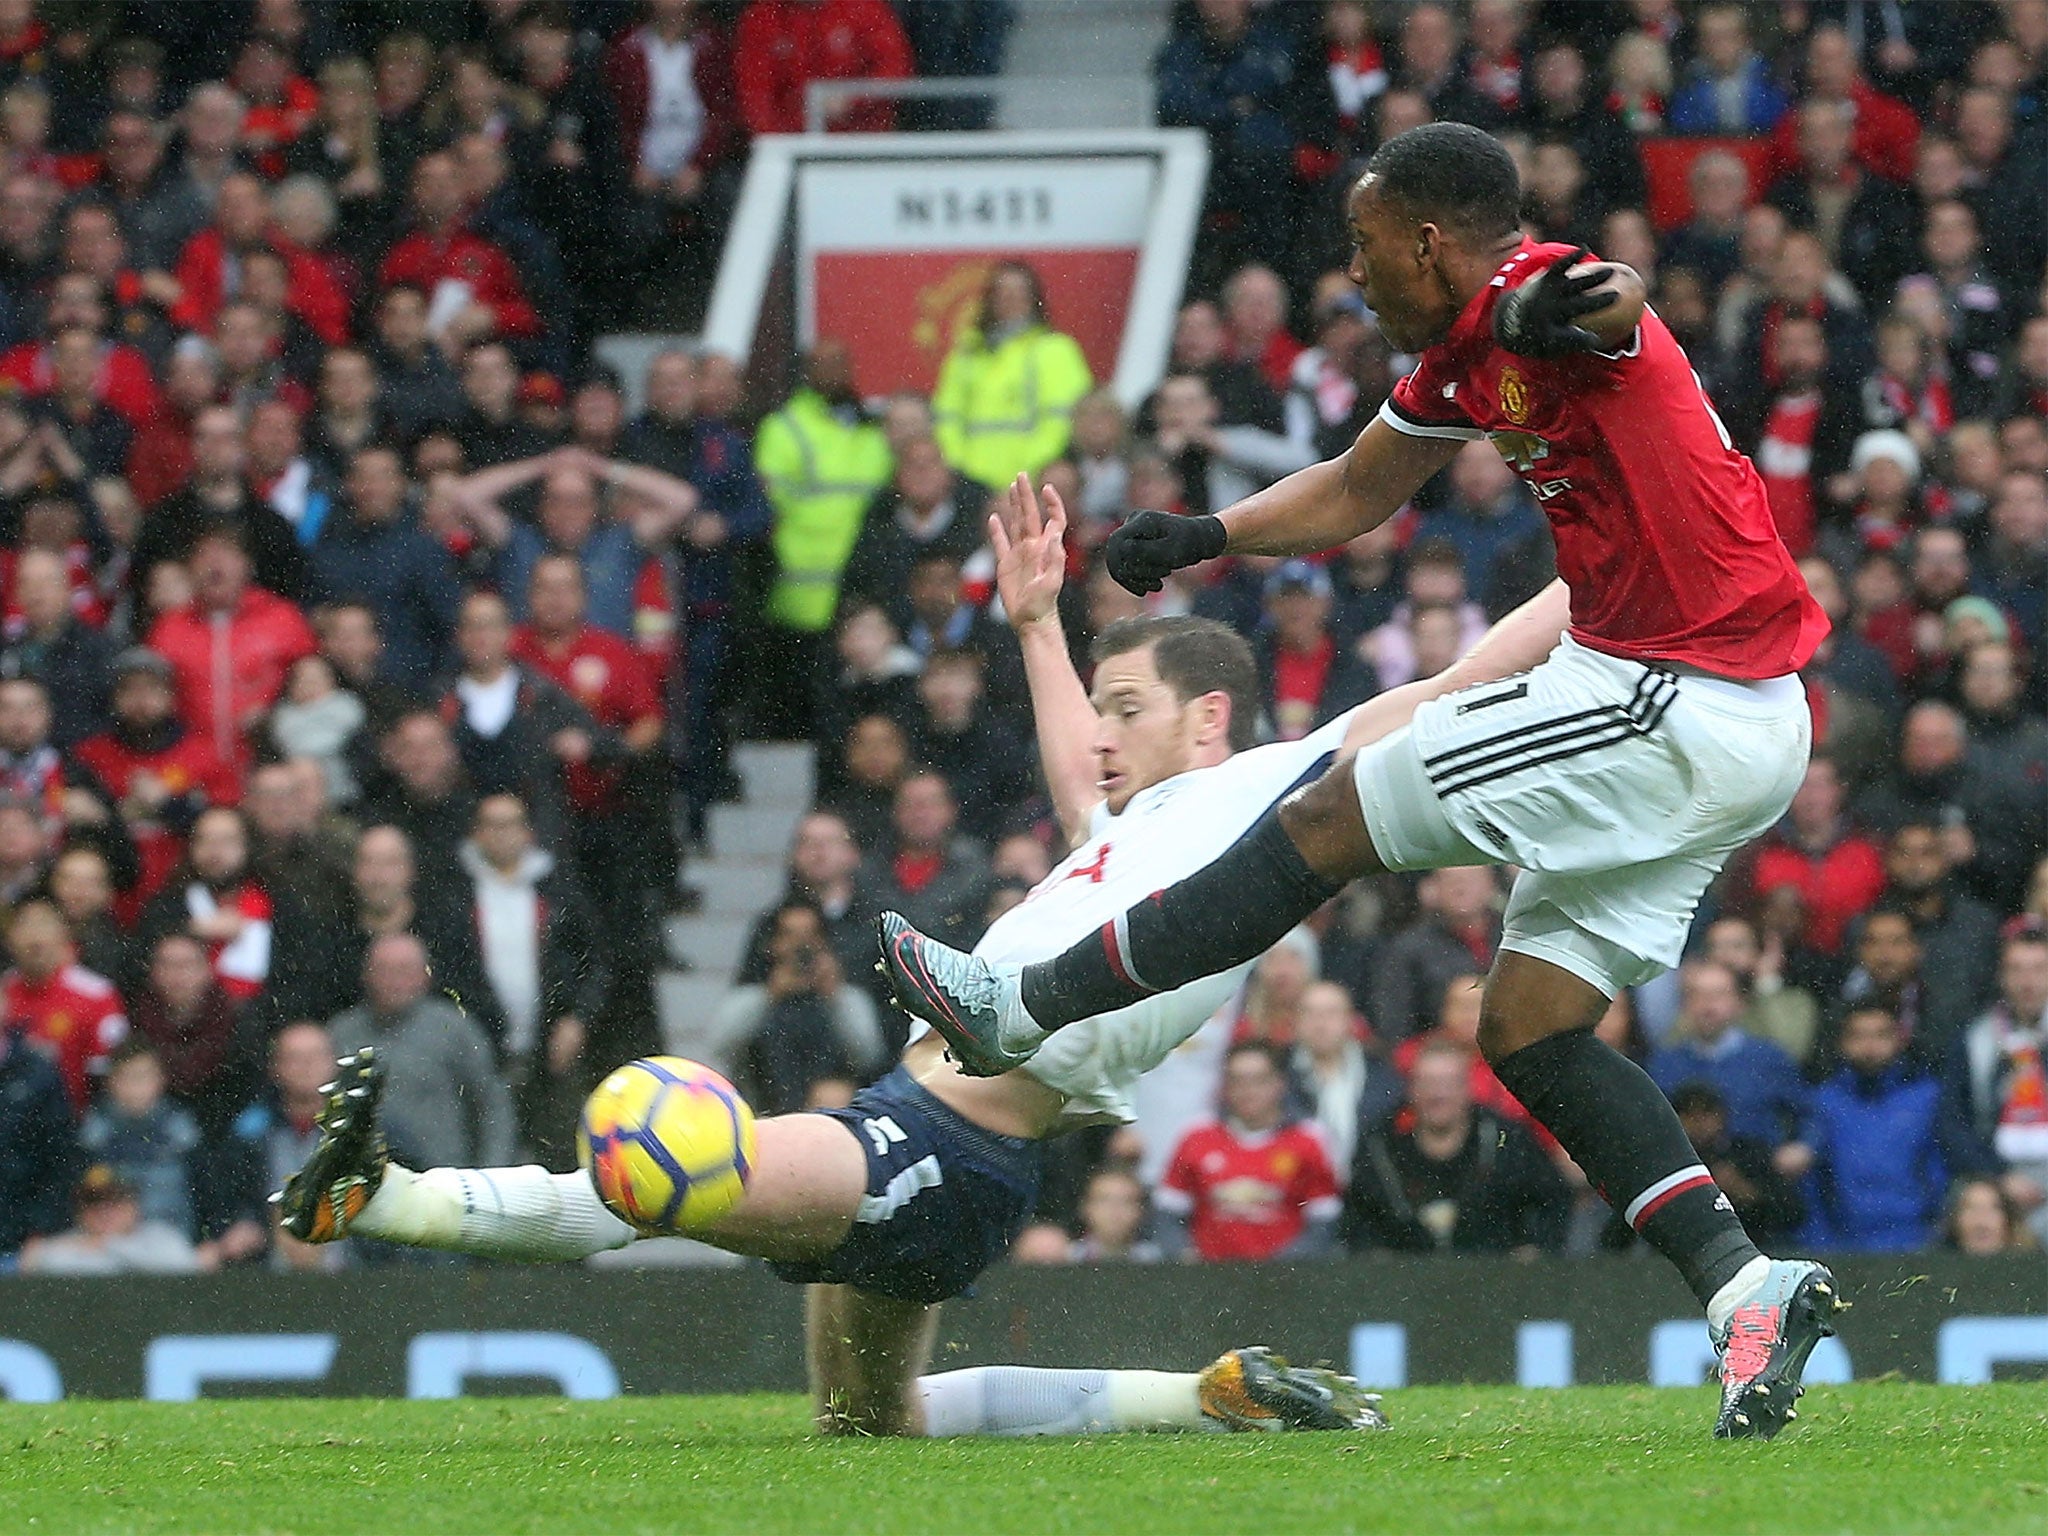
[1104,510,1228,595]
[1492,247,1618,359]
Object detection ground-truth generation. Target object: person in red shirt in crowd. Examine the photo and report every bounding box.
[73,649,240,925]
[1746,752,1887,959]
[1255,560,1377,742]
[0,271,165,431]
[230,33,319,178]
[146,524,316,769]
[1223,264,1304,395]
[734,0,914,135]
[125,340,221,510]
[1157,1041,1342,1262]
[1733,313,1857,561]
[1391,974,1559,1155]
[133,805,290,1011]
[0,675,136,890]
[378,151,541,347]
[2,897,127,1113]
[167,171,348,349]
[1767,23,1919,184]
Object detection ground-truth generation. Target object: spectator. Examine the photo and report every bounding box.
[1948,926,2048,1241]
[1156,0,1335,283]
[1071,1165,1161,1263]
[78,1037,200,1237]
[3,897,127,1113]
[1391,973,1551,1147]
[281,57,414,270]
[146,523,316,768]
[74,647,239,922]
[1411,439,1545,600]
[1861,700,2034,913]
[243,757,353,923]
[1667,1082,1805,1250]
[718,896,883,1115]
[753,809,880,1003]
[933,261,1091,492]
[909,649,1030,845]
[93,105,207,274]
[367,284,463,443]
[0,271,164,432]
[605,0,744,272]
[842,435,990,633]
[1738,229,1874,407]
[1977,471,2048,653]
[1748,754,1887,960]
[1766,98,1917,313]
[1234,927,1319,1046]
[1391,2,1500,129]
[1701,914,1821,1066]
[378,151,540,350]
[1730,313,1857,560]
[1222,263,1303,395]
[17,1163,202,1274]
[1519,36,1646,213]
[167,170,346,347]
[1255,559,1375,741]
[1958,642,2048,798]
[1289,978,1400,1182]
[310,444,458,693]
[734,0,913,136]
[1669,3,1788,135]
[1661,151,1752,294]
[1785,1007,1971,1252]
[1369,865,1500,1046]
[1157,1041,1341,1262]
[1769,24,1920,185]
[754,340,894,733]
[1284,284,1386,463]
[1942,1176,2036,1256]
[1879,821,2001,1059]
[268,655,367,810]
[134,805,304,1017]
[1949,83,2048,296]
[124,929,252,1141]
[1648,959,1806,1148]
[452,793,603,1166]
[1162,298,1287,439]
[1897,201,2008,421]
[47,843,127,985]
[862,768,990,949]
[129,404,311,607]
[1342,1039,1571,1255]
[0,545,115,745]
[328,931,514,1175]
[1358,540,1487,691]
[0,1015,73,1256]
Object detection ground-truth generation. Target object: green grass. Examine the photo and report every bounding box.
[4,1385,2046,1535]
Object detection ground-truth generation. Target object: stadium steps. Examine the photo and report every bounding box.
[657,741,814,1071]
[997,0,1171,129]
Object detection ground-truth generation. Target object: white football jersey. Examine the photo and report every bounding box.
[965,707,1359,1127]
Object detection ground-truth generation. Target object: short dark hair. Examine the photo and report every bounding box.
[1363,122,1522,245]
[1668,1082,1728,1118]
[1092,615,1260,752]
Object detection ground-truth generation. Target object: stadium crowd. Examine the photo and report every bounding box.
[0,0,2045,1277]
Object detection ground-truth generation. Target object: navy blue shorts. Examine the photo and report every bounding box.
[768,1066,1043,1306]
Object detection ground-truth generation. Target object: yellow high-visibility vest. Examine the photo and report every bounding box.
[755,389,893,632]
[932,323,1092,491]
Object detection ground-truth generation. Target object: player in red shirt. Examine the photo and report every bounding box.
[1157,1042,1341,1262]
[885,123,1839,1440]
[4,899,128,1111]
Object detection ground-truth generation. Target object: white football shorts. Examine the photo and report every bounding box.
[1350,633,1811,996]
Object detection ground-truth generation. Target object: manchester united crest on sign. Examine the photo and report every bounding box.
[1499,365,1530,425]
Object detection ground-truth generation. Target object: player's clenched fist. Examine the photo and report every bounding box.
[1492,246,1619,359]
[1105,509,1228,595]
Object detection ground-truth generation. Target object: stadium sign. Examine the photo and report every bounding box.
[703,131,1210,407]
[0,1256,2041,1400]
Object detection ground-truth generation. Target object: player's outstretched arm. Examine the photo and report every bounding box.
[1104,419,1456,595]
[1337,578,1570,755]
[993,474,1102,848]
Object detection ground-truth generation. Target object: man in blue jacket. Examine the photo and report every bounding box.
[1786,1006,1991,1251]
[1648,959,1807,1148]
[311,445,460,693]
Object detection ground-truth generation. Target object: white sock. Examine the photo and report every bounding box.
[354,1164,636,1261]
[916,1367,1210,1437]
[1706,1255,1774,1334]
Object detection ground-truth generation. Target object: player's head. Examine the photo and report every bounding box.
[1089,615,1258,812]
[1347,122,1522,352]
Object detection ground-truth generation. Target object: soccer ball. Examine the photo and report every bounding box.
[577,1057,758,1235]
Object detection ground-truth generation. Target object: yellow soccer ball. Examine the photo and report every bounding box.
[577,1057,757,1235]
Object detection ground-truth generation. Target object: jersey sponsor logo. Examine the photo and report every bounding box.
[1498,365,1530,425]
[1490,428,1571,501]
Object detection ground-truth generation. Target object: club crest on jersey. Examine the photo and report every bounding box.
[1498,365,1531,425]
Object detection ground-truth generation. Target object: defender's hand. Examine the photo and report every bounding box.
[1492,247,1618,359]
[991,473,1067,630]
[1104,509,1226,595]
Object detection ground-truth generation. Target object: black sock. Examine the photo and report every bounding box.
[1018,808,1346,1031]
[1491,1027,1761,1310]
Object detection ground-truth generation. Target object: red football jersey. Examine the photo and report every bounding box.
[1157,1119,1341,1262]
[5,963,128,1111]
[1384,240,1829,679]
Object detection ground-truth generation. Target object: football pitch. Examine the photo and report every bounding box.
[4,1384,2045,1535]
